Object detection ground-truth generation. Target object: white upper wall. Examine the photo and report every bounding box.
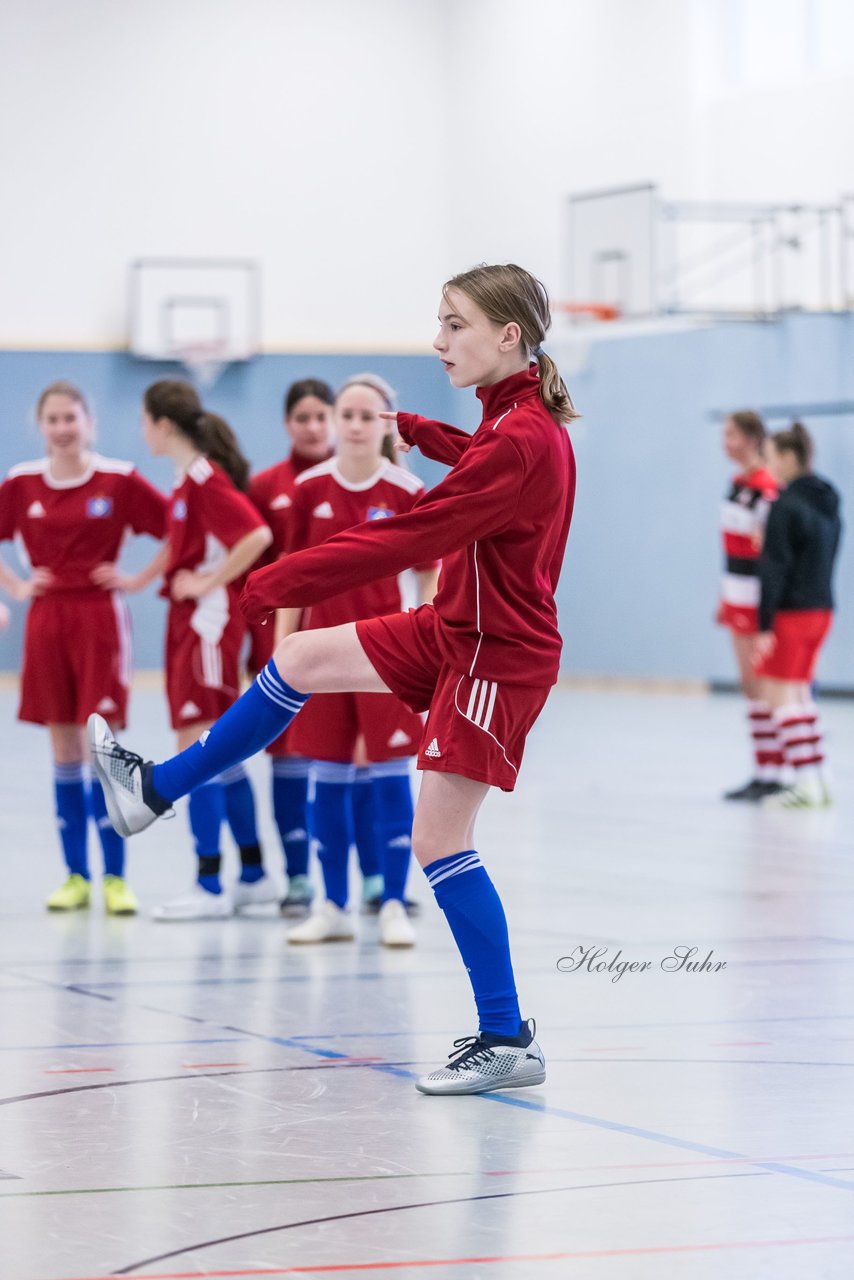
[0,0,851,349]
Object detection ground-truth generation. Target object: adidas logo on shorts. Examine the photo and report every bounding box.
[387,728,412,748]
[179,701,203,719]
[96,697,118,714]
[424,738,442,758]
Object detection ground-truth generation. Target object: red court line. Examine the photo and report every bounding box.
[44,1068,114,1075]
[54,1233,854,1279]
[181,1063,250,1069]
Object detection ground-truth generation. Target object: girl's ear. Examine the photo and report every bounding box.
[499,321,522,352]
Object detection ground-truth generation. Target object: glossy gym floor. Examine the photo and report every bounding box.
[1,684,852,1280]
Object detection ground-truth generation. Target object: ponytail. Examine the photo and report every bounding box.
[535,350,578,426]
[196,412,250,492]
[771,420,814,471]
[143,379,251,491]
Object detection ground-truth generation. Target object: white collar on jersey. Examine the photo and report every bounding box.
[330,458,389,493]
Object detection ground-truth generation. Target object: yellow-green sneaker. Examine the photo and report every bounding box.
[103,875,139,916]
[46,874,91,912]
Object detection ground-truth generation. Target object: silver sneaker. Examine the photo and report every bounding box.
[416,1020,546,1096]
[87,714,171,837]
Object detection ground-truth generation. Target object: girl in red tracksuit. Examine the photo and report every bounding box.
[93,264,577,1098]
[281,373,439,950]
[140,380,272,921]
[0,380,167,914]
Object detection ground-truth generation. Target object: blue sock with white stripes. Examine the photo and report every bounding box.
[89,776,125,877]
[271,756,311,878]
[188,782,226,893]
[219,764,264,882]
[372,761,413,903]
[426,850,521,1037]
[54,763,90,879]
[312,762,355,909]
[352,767,381,878]
[152,661,311,802]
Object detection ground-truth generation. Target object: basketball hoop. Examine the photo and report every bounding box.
[554,301,622,322]
[173,339,231,390]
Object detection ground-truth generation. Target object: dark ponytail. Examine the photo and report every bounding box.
[144,380,251,492]
[771,420,814,471]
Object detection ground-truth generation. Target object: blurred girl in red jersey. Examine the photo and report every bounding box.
[248,378,334,915]
[140,380,272,920]
[0,380,167,913]
[281,373,439,949]
[717,410,781,802]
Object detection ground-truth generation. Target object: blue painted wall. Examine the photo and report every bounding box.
[0,314,851,688]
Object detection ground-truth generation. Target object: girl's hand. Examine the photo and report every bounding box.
[378,410,411,452]
[752,631,776,664]
[171,569,215,601]
[16,567,54,600]
[91,562,137,592]
[0,601,10,630]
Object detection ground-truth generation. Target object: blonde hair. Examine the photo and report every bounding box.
[36,380,92,420]
[443,263,578,424]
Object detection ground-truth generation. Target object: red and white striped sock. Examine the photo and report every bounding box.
[748,700,784,782]
[774,702,825,786]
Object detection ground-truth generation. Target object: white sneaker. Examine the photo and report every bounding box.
[378,899,415,948]
[232,876,280,911]
[763,777,831,809]
[416,1021,546,1096]
[287,900,355,944]
[87,714,172,837]
[152,884,234,921]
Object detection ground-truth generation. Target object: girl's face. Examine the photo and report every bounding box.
[333,385,389,460]
[434,287,521,388]
[141,407,171,457]
[723,417,759,467]
[286,394,332,461]
[764,441,799,486]
[39,394,92,455]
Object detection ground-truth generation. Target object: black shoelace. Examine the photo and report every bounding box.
[447,1036,496,1071]
[109,743,144,775]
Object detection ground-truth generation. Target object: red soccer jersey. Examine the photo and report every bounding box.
[242,365,576,687]
[0,453,167,593]
[719,466,778,619]
[287,458,433,629]
[162,457,268,598]
[249,450,333,562]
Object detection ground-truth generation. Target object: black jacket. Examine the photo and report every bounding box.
[758,474,842,631]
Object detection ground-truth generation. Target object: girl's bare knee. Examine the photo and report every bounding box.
[273,633,312,689]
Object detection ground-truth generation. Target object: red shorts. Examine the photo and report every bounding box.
[755,609,832,682]
[356,606,551,791]
[717,601,759,635]
[19,592,132,728]
[166,600,245,730]
[287,689,424,764]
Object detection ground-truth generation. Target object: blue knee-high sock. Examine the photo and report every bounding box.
[271,756,310,877]
[219,764,264,882]
[188,782,226,893]
[312,762,355,909]
[54,763,90,879]
[153,661,310,803]
[426,851,521,1037]
[88,775,125,877]
[372,760,413,904]
[352,767,381,877]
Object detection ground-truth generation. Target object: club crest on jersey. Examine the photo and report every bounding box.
[367,504,393,521]
[172,499,188,521]
[87,496,113,518]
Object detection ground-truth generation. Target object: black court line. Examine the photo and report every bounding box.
[112,1170,767,1275]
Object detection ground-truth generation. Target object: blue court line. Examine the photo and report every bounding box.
[0,1038,247,1053]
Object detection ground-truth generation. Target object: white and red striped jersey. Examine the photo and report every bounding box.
[719,467,778,631]
[0,454,167,593]
[287,458,435,629]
